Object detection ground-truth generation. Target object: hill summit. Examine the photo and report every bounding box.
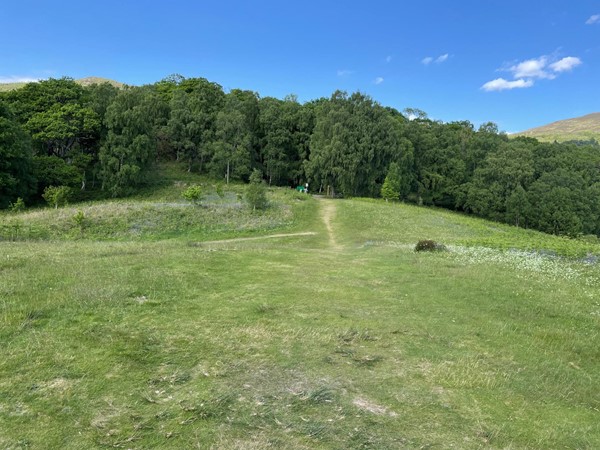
[515,112,600,143]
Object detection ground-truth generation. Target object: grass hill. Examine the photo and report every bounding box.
[0,76,124,92]
[1,165,599,448]
[514,112,600,143]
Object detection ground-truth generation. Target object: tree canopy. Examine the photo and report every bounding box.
[2,75,600,238]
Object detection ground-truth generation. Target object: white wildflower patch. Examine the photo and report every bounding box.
[447,245,600,286]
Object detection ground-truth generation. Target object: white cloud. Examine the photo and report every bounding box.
[550,56,582,72]
[422,54,449,65]
[337,69,354,77]
[0,76,41,84]
[508,56,554,79]
[374,77,384,85]
[436,53,449,63]
[385,55,392,63]
[586,14,600,24]
[481,78,534,92]
[485,53,583,92]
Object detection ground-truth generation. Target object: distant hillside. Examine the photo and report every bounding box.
[76,77,124,88]
[515,112,600,143]
[0,76,124,92]
[0,82,26,92]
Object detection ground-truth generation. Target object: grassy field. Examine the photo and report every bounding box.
[1,173,599,448]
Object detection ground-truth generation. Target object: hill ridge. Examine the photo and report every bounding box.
[0,76,124,92]
[515,112,600,143]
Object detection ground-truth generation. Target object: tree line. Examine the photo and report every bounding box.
[1,75,599,237]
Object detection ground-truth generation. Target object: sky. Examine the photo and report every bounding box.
[1,0,599,132]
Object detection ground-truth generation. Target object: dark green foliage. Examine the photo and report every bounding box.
[167,78,225,171]
[210,90,259,183]
[0,101,35,208]
[306,91,404,197]
[414,240,447,252]
[33,155,82,193]
[99,88,158,196]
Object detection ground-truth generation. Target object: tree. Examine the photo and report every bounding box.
[211,91,258,183]
[381,162,402,201]
[505,184,530,227]
[306,91,403,197]
[245,169,268,211]
[258,95,310,185]
[24,103,100,158]
[167,78,225,172]
[0,102,35,208]
[526,169,589,236]
[99,88,157,196]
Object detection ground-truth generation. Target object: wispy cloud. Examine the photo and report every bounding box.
[550,56,582,72]
[586,14,600,24]
[374,77,384,85]
[0,75,41,84]
[481,78,534,92]
[436,53,449,63]
[337,69,354,77]
[422,53,450,65]
[483,53,582,92]
[385,55,392,63]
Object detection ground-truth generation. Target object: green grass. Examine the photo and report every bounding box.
[1,190,599,448]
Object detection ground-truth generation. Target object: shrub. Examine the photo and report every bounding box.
[214,183,224,198]
[72,210,86,232]
[43,185,72,209]
[182,185,203,205]
[9,197,26,213]
[415,240,447,252]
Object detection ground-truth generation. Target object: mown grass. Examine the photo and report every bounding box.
[0,191,599,448]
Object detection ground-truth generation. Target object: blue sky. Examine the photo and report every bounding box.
[1,0,598,132]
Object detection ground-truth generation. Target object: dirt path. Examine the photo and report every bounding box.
[196,232,316,246]
[319,199,341,250]
[195,199,340,249]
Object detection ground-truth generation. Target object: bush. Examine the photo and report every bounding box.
[9,197,26,213]
[182,185,203,205]
[415,240,447,252]
[43,185,72,209]
[72,210,86,232]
